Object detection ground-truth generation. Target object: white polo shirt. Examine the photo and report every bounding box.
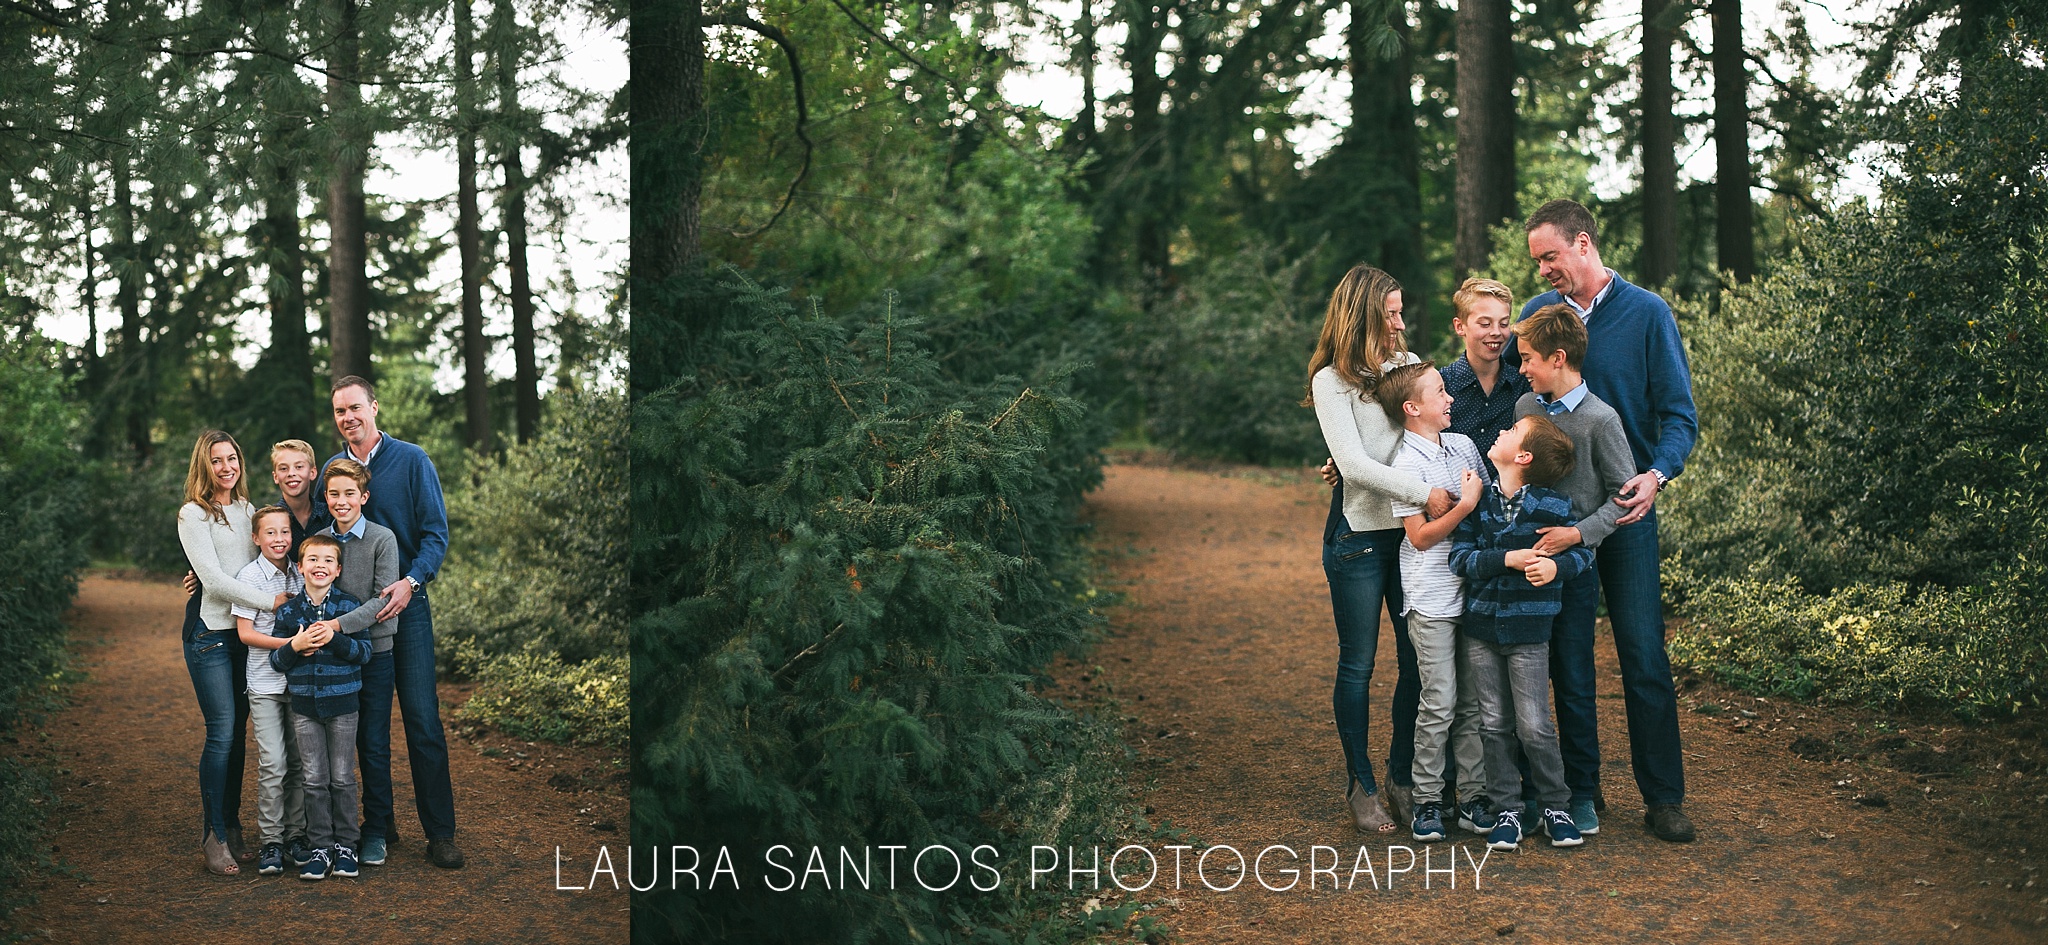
[230,556,303,695]
[1390,430,1489,618]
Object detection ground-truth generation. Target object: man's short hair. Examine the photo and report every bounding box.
[298,533,344,565]
[270,438,317,467]
[1376,361,1438,424]
[1451,278,1514,321]
[331,374,376,401]
[1516,415,1577,488]
[323,457,372,492]
[1524,199,1600,249]
[1513,303,1589,371]
[251,504,292,532]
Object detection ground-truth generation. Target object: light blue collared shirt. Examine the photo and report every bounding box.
[1562,269,1619,322]
[1536,382,1590,416]
[335,516,369,541]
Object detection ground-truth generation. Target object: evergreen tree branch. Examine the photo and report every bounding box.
[0,0,449,86]
[703,14,810,239]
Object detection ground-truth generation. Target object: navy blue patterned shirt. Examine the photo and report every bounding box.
[1442,355,1532,477]
[269,588,372,719]
[1448,484,1596,645]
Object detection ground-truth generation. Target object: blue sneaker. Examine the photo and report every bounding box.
[1543,807,1584,847]
[287,835,314,867]
[359,835,387,866]
[299,847,331,881]
[257,842,285,876]
[1411,801,1447,842]
[1457,800,1496,834]
[1570,798,1600,835]
[1487,809,1523,851]
[332,844,359,878]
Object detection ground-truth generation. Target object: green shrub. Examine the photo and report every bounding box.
[457,652,627,750]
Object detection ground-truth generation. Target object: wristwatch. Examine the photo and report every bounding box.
[405,575,422,593]
[1650,468,1671,489]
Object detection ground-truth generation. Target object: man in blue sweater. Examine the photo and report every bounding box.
[314,376,465,869]
[1507,199,1699,843]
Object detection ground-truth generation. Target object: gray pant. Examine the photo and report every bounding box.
[247,692,307,845]
[1464,635,1570,811]
[292,711,361,850]
[1408,611,1485,805]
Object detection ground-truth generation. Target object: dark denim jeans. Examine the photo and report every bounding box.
[356,592,457,842]
[1546,566,1605,804]
[1466,635,1570,811]
[1321,484,1418,796]
[296,711,362,849]
[180,589,248,843]
[1594,510,1686,806]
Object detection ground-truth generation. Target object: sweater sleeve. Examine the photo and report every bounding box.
[1312,369,1431,509]
[1448,515,1512,580]
[1573,412,1637,548]
[1643,304,1699,479]
[408,450,450,587]
[327,630,373,666]
[177,504,278,613]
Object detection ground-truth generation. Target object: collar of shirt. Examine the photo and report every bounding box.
[1496,482,1531,521]
[1400,429,1453,457]
[1563,268,1619,321]
[348,431,385,466]
[1537,382,1590,415]
[255,555,290,581]
[335,517,369,541]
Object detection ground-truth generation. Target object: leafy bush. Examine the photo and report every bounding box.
[457,652,627,750]
[1663,17,2048,715]
[632,273,1123,942]
[84,449,190,573]
[435,388,627,670]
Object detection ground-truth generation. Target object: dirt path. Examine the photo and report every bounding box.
[9,575,627,944]
[1049,462,2046,944]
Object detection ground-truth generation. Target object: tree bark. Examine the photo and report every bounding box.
[112,154,149,459]
[1455,0,1517,280]
[326,0,373,380]
[494,0,540,444]
[1123,0,1172,304]
[631,0,703,291]
[1351,0,1429,339]
[80,193,98,369]
[1640,0,1678,288]
[265,158,314,401]
[456,0,492,452]
[1712,0,1755,281]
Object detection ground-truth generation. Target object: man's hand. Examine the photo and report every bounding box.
[1425,488,1455,521]
[1615,471,1662,525]
[1524,556,1560,586]
[183,570,198,595]
[1532,525,1583,557]
[376,578,414,621]
[1318,457,1340,487]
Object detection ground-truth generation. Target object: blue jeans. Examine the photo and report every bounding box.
[356,592,457,841]
[296,711,362,849]
[1322,484,1417,795]
[180,590,249,843]
[1595,510,1685,805]
[1546,566,1605,804]
[1466,635,1570,811]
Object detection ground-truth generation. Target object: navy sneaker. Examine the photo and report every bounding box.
[332,844,359,878]
[257,842,285,876]
[299,847,331,881]
[1411,801,1447,842]
[1457,800,1496,834]
[287,835,314,867]
[1569,798,1600,835]
[359,835,387,866]
[1487,809,1523,851]
[1543,807,1584,847]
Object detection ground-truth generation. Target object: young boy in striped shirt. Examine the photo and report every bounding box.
[1381,362,1487,843]
[1449,414,1596,851]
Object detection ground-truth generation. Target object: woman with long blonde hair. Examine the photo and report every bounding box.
[176,430,290,874]
[1306,265,1453,834]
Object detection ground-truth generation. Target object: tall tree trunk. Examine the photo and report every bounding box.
[1455,0,1517,280]
[326,0,373,380]
[112,155,150,459]
[1711,0,1755,281]
[1640,0,1679,288]
[455,0,492,451]
[494,0,541,444]
[1123,1,1172,304]
[266,156,316,424]
[1351,0,1429,340]
[1066,0,1098,159]
[81,194,98,369]
[631,0,703,293]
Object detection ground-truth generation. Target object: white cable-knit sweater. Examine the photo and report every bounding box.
[177,500,276,629]
[1311,358,1433,533]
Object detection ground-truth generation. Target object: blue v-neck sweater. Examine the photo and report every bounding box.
[1514,273,1699,480]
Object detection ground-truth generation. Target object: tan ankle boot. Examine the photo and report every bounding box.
[203,831,240,875]
[1347,781,1394,833]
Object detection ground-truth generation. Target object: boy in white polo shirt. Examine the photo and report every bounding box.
[1379,362,1488,842]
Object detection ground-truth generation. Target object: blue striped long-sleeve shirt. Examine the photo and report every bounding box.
[269,589,372,719]
[1448,484,1596,645]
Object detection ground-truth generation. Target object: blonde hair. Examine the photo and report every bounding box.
[1303,264,1406,406]
[269,438,317,468]
[1451,278,1514,321]
[183,430,249,526]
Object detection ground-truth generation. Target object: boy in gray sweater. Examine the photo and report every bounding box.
[1509,304,1636,835]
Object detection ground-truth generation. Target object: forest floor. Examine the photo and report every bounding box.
[6,574,628,944]
[1043,458,2048,944]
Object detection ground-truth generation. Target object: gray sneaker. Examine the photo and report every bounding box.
[359,834,387,866]
[1570,798,1600,835]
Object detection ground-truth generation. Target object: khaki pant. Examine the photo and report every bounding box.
[1408,611,1487,805]
[247,691,307,845]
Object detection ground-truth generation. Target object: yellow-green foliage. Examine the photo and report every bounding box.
[457,652,627,750]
